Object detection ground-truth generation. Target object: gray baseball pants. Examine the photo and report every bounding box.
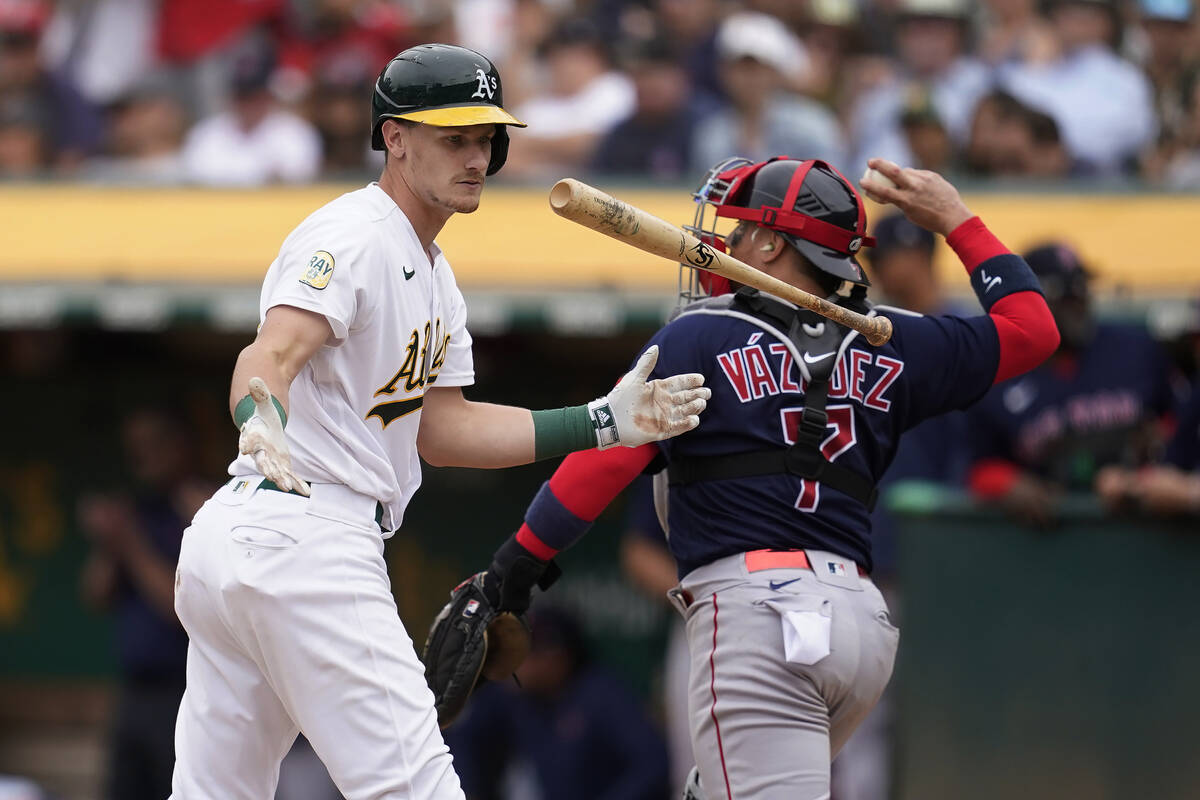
[669,549,899,800]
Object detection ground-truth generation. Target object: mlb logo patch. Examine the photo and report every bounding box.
[462,599,480,618]
[300,250,335,289]
[827,561,847,577]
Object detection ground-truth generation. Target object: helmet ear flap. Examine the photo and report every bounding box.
[487,125,509,175]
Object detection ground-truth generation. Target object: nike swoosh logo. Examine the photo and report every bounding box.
[802,351,834,365]
[402,265,416,280]
[981,269,1001,292]
[769,578,801,591]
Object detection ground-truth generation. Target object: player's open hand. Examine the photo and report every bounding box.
[860,157,974,236]
[238,377,311,496]
[590,345,709,449]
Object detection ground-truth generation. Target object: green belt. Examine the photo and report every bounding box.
[257,478,385,528]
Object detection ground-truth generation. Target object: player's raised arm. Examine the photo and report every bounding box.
[862,157,1060,383]
[416,344,709,469]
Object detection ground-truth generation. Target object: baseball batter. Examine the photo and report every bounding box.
[464,156,1061,798]
[168,44,708,800]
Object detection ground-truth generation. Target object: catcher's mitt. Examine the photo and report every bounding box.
[421,572,532,729]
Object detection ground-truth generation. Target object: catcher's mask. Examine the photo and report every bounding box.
[680,156,875,304]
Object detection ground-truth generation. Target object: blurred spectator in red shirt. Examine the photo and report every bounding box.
[158,0,284,63]
[276,0,407,99]
[0,0,103,173]
[181,36,321,186]
[999,0,1157,176]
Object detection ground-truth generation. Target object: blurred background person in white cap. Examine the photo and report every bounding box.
[180,33,321,186]
[690,11,845,177]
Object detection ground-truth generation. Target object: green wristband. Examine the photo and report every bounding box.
[233,394,287,429]
[532,404,595,461]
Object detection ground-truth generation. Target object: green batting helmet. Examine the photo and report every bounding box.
[371,43,526,176]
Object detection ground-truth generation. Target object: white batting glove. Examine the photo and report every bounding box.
[238,377,310,496]
[589,345,710,449]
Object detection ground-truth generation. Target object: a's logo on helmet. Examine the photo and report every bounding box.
[471,67,497,100]
[848,236,862,253]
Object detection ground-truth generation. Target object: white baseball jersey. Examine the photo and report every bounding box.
[230,183,474,530]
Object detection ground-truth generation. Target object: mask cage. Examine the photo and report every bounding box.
[678,157,754,306]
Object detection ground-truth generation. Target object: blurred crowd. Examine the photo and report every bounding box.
[2,0,1200,187]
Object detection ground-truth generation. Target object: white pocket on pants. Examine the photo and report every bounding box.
[764,596,832,666]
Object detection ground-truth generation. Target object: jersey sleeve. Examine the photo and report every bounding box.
[433,266,474,387]
[622,475,666,545]
[261,216,373,343]
[887,310,1001,425]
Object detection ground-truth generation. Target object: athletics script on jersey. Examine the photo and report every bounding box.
[716,332,903,411]
[366,318,451,427]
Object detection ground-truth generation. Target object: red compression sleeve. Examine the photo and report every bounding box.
[990,292,1060,383]
[945,216,1008,273]
[549,444,658,519]
[515,444,658,557]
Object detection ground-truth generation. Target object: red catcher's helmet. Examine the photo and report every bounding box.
[681,156,875,303]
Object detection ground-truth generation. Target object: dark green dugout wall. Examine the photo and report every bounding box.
[891,489,1200,800]
[0,327,672,694]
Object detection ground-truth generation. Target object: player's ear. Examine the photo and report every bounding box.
[759,231,785,262]
[381,119,409,162]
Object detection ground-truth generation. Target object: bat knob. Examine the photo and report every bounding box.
[864,316,893,347]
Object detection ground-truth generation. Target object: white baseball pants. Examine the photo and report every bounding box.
[170,479,463,800]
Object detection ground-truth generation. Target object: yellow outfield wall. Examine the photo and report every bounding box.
[1,184,1198,291]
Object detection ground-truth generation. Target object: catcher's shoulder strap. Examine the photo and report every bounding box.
[667,287,879,511]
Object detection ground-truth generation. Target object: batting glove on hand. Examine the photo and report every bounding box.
[589,345,709,450]
[238,377,310,496]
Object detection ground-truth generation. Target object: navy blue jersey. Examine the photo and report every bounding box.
[1166,378,1200,471]
[116,493,190,680]
[622,475,667,547]
[967,323,1173,487]
[644,302,1000,575]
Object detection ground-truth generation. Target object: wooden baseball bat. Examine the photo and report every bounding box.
[548,178,893,346]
